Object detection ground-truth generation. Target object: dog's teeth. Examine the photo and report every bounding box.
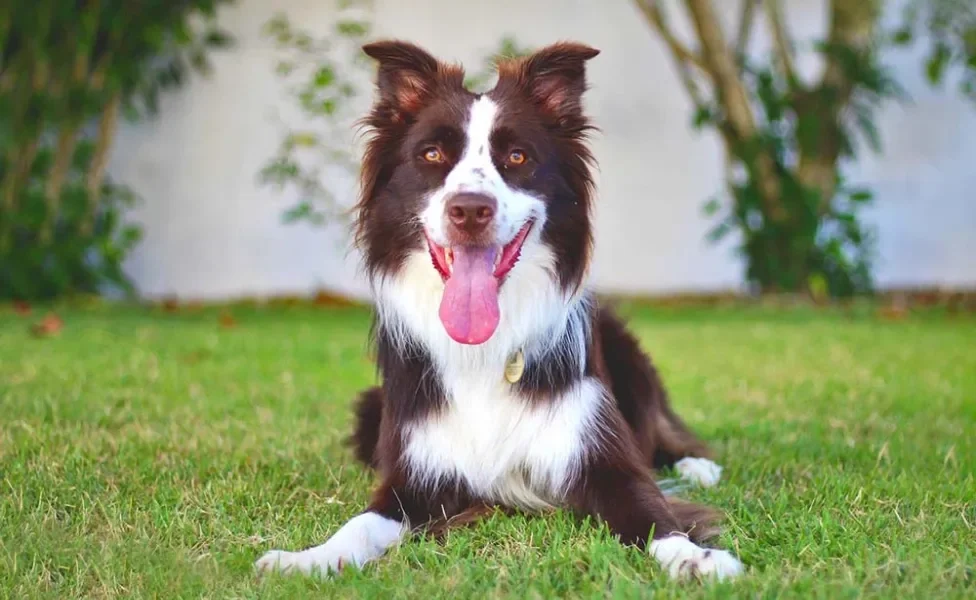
[445,248,454,273]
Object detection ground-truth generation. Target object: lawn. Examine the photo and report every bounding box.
[1,301,974,599]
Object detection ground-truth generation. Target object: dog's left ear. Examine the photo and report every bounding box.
[507,42,600,118]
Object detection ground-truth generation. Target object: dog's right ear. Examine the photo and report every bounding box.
[362,40,453,117]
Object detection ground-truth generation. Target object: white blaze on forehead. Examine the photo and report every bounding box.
[464,95,498,166]
[445,96,498,197]
[421,95,545,246]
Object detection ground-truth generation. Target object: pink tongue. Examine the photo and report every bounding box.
[439,246,500,345]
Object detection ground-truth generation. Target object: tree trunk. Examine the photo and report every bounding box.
[796,0,881,212]
[38,125,80,245]
[0,66,49,253]
[80,91,122,236]
[39,41,94,245]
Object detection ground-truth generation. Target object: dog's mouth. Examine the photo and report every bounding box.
[425,221,534,345]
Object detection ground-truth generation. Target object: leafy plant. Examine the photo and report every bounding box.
[637,0,974,298]
[893,0,976,101]
[2,146,142,299]
[696,43,905,297]
[0,0,235,301]
[259,2,374,228]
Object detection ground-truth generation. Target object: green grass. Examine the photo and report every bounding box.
[1,302,974,599]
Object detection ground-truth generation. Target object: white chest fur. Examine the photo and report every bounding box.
[403,375,606,510]
[375,245,599,510]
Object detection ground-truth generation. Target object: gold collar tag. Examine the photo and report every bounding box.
[504,349,525,383]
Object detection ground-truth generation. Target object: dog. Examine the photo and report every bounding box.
[255,39,744,582]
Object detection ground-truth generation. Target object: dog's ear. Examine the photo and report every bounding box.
[501,42,600,118]
[362,40,458,117]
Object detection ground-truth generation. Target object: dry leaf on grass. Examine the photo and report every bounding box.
[31,314,63,337]
[313,290,357,307]
[161,297,180,313]
[219,312,238,329]
[878,294,909,321]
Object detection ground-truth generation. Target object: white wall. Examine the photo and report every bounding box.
[109,0,976,301]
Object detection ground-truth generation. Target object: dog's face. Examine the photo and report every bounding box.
[356,40,598,345]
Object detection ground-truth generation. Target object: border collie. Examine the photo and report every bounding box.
[256,40,744,582]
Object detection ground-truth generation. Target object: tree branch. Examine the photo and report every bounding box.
[763,0,799,86]
[674,56,709,109]
[682,0,786,222]
[634,0,708,107]
[635,0,707,70]
[683,0,755,139]
[734,0,759,67]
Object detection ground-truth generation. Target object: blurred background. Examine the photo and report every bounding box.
[1,0,974,306]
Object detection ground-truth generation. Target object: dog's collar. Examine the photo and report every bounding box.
[504,349,525,383]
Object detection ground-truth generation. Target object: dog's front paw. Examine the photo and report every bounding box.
[649,536,744,582]
[255,512,407,579]
[255,549,343,577]
[255,549,295,575]
[674,457,723,488]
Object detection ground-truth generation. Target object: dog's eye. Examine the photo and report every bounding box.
[507,150,527,166]
[422,147,444,163]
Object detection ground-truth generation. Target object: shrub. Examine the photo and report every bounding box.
[0,0,235,301]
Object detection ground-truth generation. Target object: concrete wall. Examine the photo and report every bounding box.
[108,0,976,301]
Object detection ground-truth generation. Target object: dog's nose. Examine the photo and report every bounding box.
[445,193,496,236]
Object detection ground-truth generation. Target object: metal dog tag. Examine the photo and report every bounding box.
[504,349,525,383]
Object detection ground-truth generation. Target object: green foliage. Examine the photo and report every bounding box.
[689,4,968,298]
[696,47,905,297]
[0,0,235,301]
[0,146,142,300]
[893,0,976,102]
[706,168,878,298]
[679,0,976,298]
[259,2,374,227]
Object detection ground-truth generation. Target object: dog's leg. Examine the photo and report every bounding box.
[653,401,724,492]
[255,476,483,577]
[572,450,744,582]
[255,479,411,577]
[596,306,722,488]
[255,511,407,577]
[346,386,384,469]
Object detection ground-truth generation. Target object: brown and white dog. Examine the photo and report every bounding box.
[256,40,744,582]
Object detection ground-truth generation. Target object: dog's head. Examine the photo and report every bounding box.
[356,40,598,346]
